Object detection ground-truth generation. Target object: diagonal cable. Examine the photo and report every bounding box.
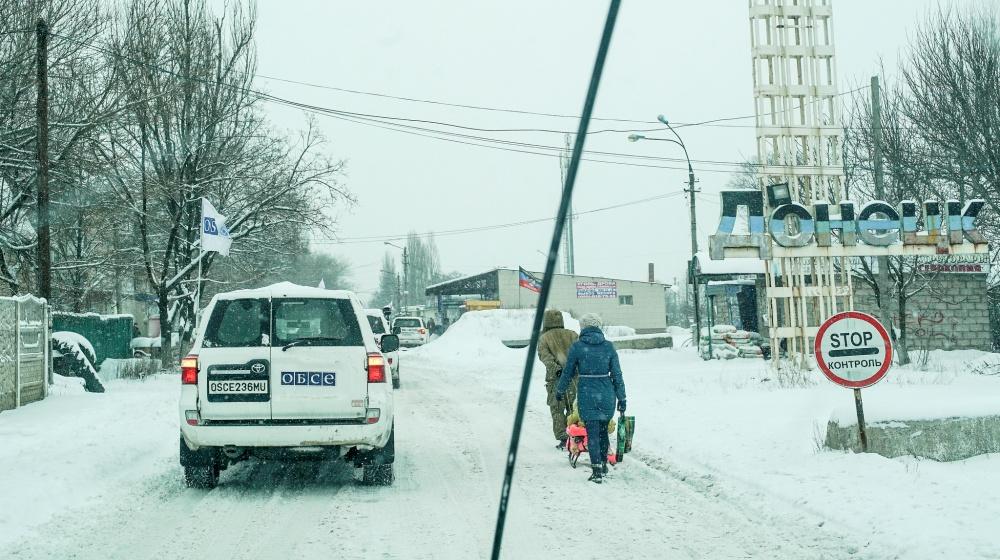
[489,1,621,558]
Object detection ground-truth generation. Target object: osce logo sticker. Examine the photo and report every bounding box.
[280,372,336,386]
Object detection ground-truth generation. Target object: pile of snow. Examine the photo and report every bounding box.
[603,325,636,338]
[48,374,86,396]
[411,309,538,365]
[130,336,160,348]
[667,325,693,347]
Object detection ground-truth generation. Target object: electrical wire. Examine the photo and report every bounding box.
[47,31,870,175]
[490,3,620,557]
[308,191,686,245]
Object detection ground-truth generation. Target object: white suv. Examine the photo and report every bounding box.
[365,309,400,389]
[178,282,399,488]
[392,316,429,347]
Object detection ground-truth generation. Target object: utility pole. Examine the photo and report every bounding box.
[395,274,402,313]
[685,160,703,357]
[871,75,892,338]
[401,246,409,312]
[35,18,51,301]
[627,119,702,355]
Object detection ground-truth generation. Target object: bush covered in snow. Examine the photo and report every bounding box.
[52,331,105,393]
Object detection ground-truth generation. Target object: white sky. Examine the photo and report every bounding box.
[249,0,973,301]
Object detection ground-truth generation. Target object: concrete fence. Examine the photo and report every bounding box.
[0,296,51,413]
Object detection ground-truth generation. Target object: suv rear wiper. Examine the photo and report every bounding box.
[281,336,343,351]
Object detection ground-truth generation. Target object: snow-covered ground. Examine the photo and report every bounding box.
[1,309,998,558]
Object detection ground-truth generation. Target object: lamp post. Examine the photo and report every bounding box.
[384,241,408,312]
[628,115,704,357]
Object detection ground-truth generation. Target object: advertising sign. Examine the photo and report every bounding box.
[576,281,617,299]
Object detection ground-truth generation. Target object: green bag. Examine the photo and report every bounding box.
[615,413,635,463]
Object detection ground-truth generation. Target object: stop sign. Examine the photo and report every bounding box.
[814,311,892,388]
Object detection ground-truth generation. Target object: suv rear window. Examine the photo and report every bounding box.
[394,318,422,328]
[367,315,386,334]
[203,298,270,347]
[273,298,363,347]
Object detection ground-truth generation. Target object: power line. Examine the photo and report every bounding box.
[308,191,686,245]
[257,74,870,131]
[46,31,871,174]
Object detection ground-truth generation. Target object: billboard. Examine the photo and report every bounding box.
[576,281,617,299]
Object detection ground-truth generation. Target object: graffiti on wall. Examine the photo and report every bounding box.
[895,310,962,349]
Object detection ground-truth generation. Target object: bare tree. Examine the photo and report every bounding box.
[844,72,942,365]
[903,5,1000,242]
[100,0,349,364]
[0,0,122,295]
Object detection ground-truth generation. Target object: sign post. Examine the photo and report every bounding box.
[814,311,893,452]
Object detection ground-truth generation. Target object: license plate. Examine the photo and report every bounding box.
[209,380,269,394]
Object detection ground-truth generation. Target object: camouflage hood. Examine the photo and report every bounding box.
[542,309,564,332]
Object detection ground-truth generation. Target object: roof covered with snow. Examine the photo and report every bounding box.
[692,252,766,278]
[212,282,356,301]
[426,267,670,296]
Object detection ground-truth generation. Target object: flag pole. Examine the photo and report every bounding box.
[195,197,204,331]
[195,251,203,330]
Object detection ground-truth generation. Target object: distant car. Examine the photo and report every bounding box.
[178,282,399,488]
[392,316,429,347]
[366,309,400,389]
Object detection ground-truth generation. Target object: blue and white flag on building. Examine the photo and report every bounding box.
[201,198,232,256]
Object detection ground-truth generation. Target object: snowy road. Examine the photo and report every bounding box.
[3,347,886,559]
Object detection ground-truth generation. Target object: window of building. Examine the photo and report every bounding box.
[618,295,633,305]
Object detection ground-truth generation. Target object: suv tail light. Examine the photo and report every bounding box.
[181,355,199,384]
[418,328,427,335]
[367,353,386,383]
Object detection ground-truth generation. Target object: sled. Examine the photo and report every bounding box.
[615,412,635,463]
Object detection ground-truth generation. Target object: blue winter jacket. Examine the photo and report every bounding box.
[556,326,626,423]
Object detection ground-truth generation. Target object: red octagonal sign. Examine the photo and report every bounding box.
[815,311,892,388]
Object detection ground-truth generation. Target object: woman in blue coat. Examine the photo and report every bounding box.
[555,313,627,483]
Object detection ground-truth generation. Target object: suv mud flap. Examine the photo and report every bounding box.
[179,435,219,467]
[352,424,395,467]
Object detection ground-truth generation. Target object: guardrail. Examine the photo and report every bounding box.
[0,295,51,412]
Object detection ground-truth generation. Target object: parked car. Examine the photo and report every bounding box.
[392,316,429,347]
[366,309,400,389]
[178,282,399,488]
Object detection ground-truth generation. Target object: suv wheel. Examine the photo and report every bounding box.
[184,464,219,489]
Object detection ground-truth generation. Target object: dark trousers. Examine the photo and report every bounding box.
[585,420,609,466]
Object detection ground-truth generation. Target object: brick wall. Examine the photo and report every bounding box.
[853,273,993,352]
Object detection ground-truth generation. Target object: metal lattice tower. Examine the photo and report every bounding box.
[559,133,576,275]
[749,0,853,366]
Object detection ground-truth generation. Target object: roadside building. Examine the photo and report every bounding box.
[692,251,995,353]
[690,252,767,335]
[425,268,670,334]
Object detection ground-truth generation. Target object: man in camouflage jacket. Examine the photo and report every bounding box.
[537,309,578,446]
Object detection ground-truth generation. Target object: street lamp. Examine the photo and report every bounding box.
[384,241,409,312]
[627,116,705,358]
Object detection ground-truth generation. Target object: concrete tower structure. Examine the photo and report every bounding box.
[749,0,853,365]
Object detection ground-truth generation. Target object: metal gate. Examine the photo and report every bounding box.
[0,296,51,412]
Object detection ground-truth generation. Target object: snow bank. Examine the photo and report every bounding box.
[411,309,538,365]
[617,346,1000,558]
[48,374,86,396]
[603,325,636,338]
[830,384,1000,425]
[0,375,178,548]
